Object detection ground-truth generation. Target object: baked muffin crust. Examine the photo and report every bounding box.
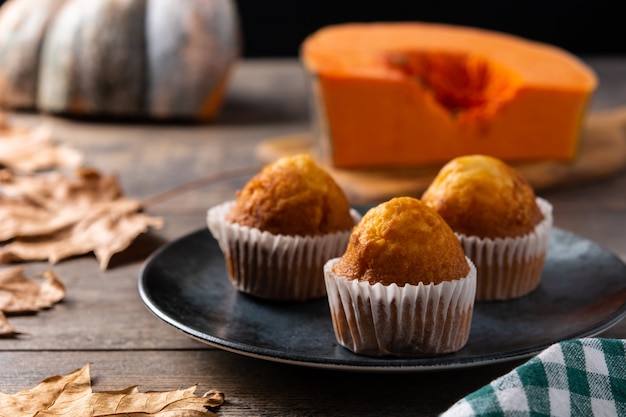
[333,196,469,286]
[226,154,354,236]
[421,154,544,239]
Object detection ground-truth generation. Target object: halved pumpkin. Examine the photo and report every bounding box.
[301,22,598,168]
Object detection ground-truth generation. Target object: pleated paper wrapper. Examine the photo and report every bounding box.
[323,257,477,357]
[458,197,553,301]
[207,201,361,301]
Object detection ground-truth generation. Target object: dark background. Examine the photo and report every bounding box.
[0,0,623,57]
[235,1,625,57]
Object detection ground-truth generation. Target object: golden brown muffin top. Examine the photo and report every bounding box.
[225,154,355,236]
[333,196,470,286]
[421,154,544,239]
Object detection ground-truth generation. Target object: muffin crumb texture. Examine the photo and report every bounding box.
[334,196,469,286]
[226,154,354,236]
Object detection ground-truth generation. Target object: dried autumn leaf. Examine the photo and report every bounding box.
[0,166,121,203]
[0,364,224,416]
[0,204,163,270]
[0,114,83,173]
[0,168,124,241]
[0,310,17,335]
[0,168,163,270]
[0,267,65,336]
[0,267,65,313]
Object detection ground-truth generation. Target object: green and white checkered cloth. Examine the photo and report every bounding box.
[441,338,626,417]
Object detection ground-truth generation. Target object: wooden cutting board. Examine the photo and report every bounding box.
[256,107,626,204]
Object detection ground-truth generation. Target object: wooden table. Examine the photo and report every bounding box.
[1,58,625,416]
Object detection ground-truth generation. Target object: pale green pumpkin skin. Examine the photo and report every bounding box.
[0,0,240,120]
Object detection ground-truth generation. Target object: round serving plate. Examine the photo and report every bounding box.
[138,227,626,372]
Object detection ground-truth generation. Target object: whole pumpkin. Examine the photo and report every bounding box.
[0,0,240,120]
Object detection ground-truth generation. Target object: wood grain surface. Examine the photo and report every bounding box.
[0,58,625,417]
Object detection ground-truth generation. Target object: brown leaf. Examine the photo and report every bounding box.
[0,267,65,335]
[0,168,126,241]
[0,364,224,416]
[0,310,17,335]
[0,168,124,241]
[0,168,163,270]
[0,167,122,205]
[0,203,163,270]
[203,389,226,408]
[0,363,93,415]
[0,267,65,313]
[0,115,83,173]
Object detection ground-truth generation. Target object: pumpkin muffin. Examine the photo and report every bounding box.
[323,196,476,357]
[207,154,360,301]
[421,154,553,301]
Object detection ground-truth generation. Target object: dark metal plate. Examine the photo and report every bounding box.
[138,227,626,372]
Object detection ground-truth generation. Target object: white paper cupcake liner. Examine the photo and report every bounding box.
[323,257,477,357]
[458,197,553,301]
[207,201,361,301]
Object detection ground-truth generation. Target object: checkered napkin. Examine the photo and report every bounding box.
[441,338,626,417]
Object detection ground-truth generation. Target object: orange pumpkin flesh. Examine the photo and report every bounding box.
[301,23,598,168]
